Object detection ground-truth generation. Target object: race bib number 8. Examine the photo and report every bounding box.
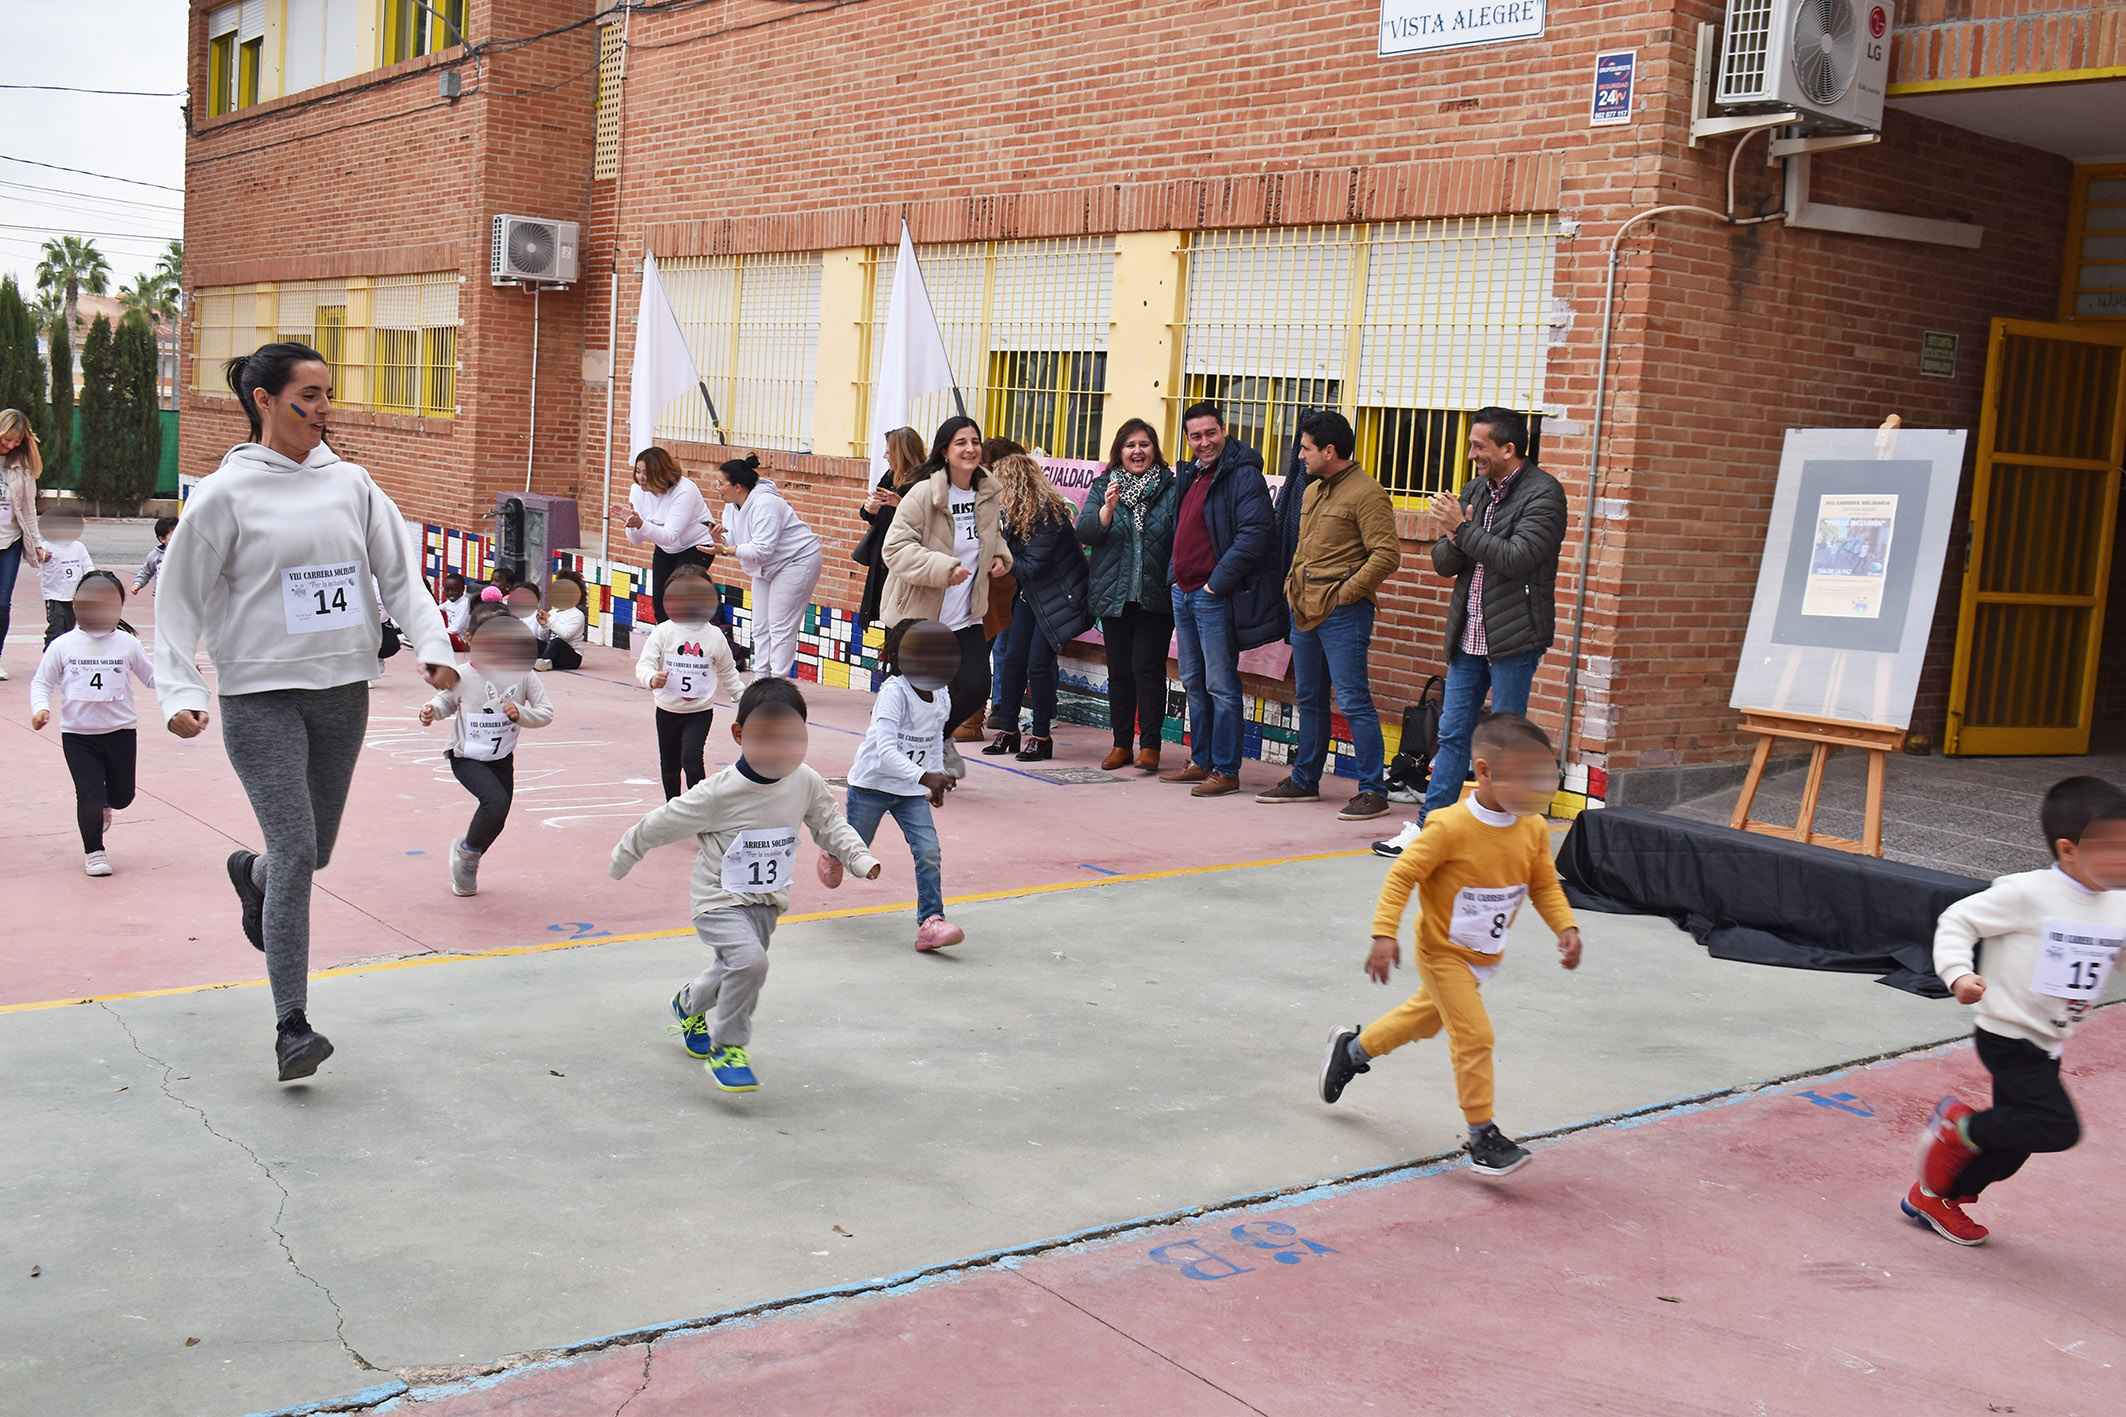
[1448,884,1529,954]
[721,826,800,894]
[282,562,364,635]
[2032,918,2123,1001]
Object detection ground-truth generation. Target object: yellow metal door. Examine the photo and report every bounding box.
[1946,319,2126,755]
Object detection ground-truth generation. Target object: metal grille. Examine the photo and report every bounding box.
[193,273,458,417]
[1176,217,1558,502]
[593,24,622,181]
[658,252,821,452]
[1718,0,1776,103]
[371,272,460,416]
[2069,168,2126,319]
[859,237,1114,459]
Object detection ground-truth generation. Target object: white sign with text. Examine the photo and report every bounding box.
[1380,0,1544,56]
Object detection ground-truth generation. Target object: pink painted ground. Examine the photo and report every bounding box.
[383,1009,2126,1417]
[2,558,1389,1008]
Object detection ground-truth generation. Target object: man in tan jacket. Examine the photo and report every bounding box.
[1258,411,1401,820]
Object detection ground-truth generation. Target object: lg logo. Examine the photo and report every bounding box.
[1868,5,1887,39]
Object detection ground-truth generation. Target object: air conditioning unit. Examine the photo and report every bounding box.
[491,215,580,286]
[1716,0,1891,131]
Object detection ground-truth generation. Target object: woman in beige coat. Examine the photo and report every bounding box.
[881,415,1012,771]
[0,408,48,680]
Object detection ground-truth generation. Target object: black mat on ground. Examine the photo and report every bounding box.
[1555,807,1985,997]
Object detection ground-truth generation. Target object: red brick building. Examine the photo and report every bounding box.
[181,0,2126,803]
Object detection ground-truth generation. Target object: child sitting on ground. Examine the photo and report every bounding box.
[609,679,880,1093]
[438,570,473,651]
[530,570,589,672]
[132,516,178,592]
[38,505,93,646]
[1907,775,2126,1245]
[29,570,153,876]
[420,605,554,897]
[828,618,965,951]
[1318,712,1582,1177]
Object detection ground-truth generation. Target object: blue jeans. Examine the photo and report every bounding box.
[0,539,20,654]
[845,784,944,922]
[1170,585,1243,777]
[1423,646,1543,817]
[1290,600,1387,796]
[989,626,1011,713]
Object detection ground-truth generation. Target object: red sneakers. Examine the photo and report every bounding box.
[1901,1183,1988,1246]
[1915,1096,1978,1197]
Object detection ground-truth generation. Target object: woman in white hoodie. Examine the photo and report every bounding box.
[155,343,457,1083]
[711,454,822,680]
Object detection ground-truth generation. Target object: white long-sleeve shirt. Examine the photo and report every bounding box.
[31,628,155,734]
[634,616,744,714]
[528,606,587,646]
[626,479,716,555]
[440,593,473,639]
[1935,866,2126,1057]
[152,442,455,721]
[847,674,951,796]
[610,761,880,917]
[38,539,92,602]
[427,665,555,759]
[722,480,821,577]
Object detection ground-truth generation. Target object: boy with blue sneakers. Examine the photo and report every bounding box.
[610,678,880,1092]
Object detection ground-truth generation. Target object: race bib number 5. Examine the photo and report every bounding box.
[2032,918,2123,1001]
[666,651,713,701]
[1449,884,1529,954]
[282,562,364,635]
[721,826,800,894]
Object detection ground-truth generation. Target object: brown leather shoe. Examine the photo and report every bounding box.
[1134,748,1160,773]
[952,715,987,743]
[1191,773,1241,797]
[1160,762,1209,784]
[1100,746,1132,771]
[1338,791,1392,821]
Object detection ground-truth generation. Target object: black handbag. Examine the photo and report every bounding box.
[850,513,888,569]
[1386,674,1445,794]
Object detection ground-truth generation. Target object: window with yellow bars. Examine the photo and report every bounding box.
[859,237,1114,459]
[206,3,263,116]
[656,252,821,452]
[192,273,459,418]
[1176,216,1559,504]
[594,24,623,180]
[2063,165,2126,320]
[382,0,465,64]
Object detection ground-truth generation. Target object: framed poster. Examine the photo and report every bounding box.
[1732,427,1968,728]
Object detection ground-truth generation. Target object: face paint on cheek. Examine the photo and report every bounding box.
[290,403,310,420]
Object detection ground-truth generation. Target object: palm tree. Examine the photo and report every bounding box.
[154,240,182,290]
[28,286,63,335]
[120,271,180,409]
[35,235,112,342]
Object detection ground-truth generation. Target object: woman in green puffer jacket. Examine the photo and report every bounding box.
[1075,418,1178,773]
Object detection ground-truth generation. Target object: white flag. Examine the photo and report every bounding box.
[628,252,704,461]
[868,220,959,478]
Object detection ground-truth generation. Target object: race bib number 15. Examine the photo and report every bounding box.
[2032,918,2123,1001]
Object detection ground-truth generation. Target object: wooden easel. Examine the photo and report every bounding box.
[1729,710,1904,857]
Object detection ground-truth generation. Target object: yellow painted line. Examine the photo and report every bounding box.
[1888,66,2126,97]
[0,848,1372,1016]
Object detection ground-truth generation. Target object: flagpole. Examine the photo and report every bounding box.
[600,2,634,568]
[699,380,727,446]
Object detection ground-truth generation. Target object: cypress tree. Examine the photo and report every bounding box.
[48,317,73,487]
[77,315,116,506]
[113,314,162,506]
[0,277,50,445]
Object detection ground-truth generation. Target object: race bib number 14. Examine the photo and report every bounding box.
[282,562,364,635]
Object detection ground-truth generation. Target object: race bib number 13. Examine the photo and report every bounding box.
[1448,884,1529,954]
[282,562,364,635]
[720,826,800,894]
[2032,917,2123,1001]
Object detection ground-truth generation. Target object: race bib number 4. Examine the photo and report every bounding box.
[2032,918,2123,1001]
[282,562,364,635]
[721,826,800,894]
[1448,884,1529,954]
[63,658,127,702]
[462,708,518,761]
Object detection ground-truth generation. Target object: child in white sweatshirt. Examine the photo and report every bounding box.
[37,505,94,646]
[831,618,965,951]
[30,571,154,876]
[421,606,555,897]
[438,570,473,651]
[610,678,880,1093]
[1908,775,2126,1246]
[635,564,744,800]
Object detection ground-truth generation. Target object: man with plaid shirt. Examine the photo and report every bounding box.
[1421,407,1569,823]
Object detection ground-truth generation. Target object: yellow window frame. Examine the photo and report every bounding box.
[985,349,1107,460]
[208,32,235,116]
[2062,163,2126,321]
[237,35,262,108]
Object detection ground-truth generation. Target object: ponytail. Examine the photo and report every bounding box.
[224,342,327,441]
[719,452,763,492]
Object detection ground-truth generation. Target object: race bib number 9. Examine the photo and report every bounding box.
[462,708,518,762]
[63,659,126,702]
[282,562,364,635]
[2032,918,2123,1001]
[721,826,800,894]
[1448,884,1529,954]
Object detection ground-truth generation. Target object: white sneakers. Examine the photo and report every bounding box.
[1372,820,1423,858]
[0,663,10,680]
[450,840,480,897]
[84,851,112,877]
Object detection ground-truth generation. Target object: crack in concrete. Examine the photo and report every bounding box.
[98,1002,378,1378]
[612,1338,655,1416]
[1012,1268,1270,1415]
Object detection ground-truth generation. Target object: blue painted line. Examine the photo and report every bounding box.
[1079,863,1122,876]
[248,1378,409,1417]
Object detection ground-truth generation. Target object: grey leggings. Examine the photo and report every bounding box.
[219,682,371,1020]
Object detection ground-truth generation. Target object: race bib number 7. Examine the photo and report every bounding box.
[282,562,364,635]
[721,826,800,894]
[2032,918,2123,1001]
[1448,884,1529,954]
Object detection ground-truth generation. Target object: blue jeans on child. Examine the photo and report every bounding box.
[845,784,944,921]
[1289,600,1388,796]
[1170,585,1243,778]
[1422,646,1543,818]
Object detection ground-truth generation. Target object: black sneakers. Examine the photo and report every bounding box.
[275,1011,334,1082]
[1318,1025,1369,1103]
[1467,1122,1531,1175]
[227,850,266,952]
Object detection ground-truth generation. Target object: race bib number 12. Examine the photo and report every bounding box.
[2032,917,2123,1001]
[282,562,364,635]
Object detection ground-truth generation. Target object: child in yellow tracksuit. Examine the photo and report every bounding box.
[1318,712,1584,1175]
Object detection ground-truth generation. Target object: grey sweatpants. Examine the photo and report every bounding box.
[679,905,777,1049]
[219,682,371,1021]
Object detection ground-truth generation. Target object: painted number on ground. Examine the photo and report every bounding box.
[547,922,609,940]
[1795,1089,1873,1117]
[1148,1221,1340,1281]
